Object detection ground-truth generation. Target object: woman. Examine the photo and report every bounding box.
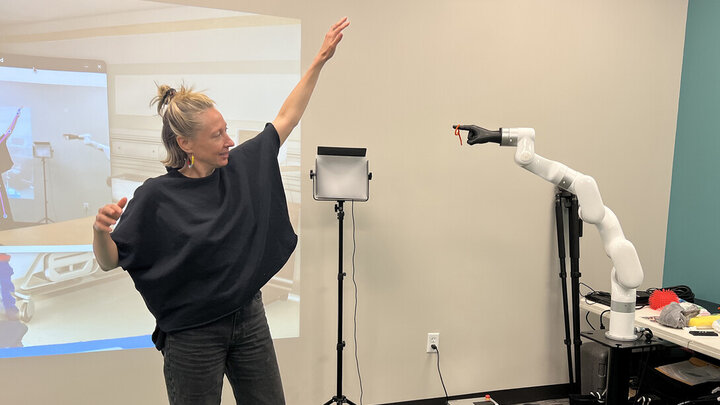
[0,107,22,226]
[93,17,350,405]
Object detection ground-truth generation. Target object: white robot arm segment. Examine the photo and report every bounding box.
[457,124,644,341]
[64,133,111,160]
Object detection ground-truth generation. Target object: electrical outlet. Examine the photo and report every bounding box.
[426,332,439,353]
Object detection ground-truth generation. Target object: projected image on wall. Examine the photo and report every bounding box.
[0,54,122,354]
[0,7,302,357]
[0,251,152,352]
[1,106,33,213]
[0,64,110,228]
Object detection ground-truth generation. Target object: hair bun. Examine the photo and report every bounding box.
[162,87,177,105]
[153,85,177,115]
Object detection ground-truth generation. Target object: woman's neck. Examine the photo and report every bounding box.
[179,163,215,178]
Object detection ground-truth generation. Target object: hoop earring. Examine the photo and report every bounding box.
[187,154,194,168]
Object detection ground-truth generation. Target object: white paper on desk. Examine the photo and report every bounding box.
[656,357,720,385]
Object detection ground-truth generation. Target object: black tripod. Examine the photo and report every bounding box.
[38,156,53,224]
[324,201,356,405]
[554,190,582,394]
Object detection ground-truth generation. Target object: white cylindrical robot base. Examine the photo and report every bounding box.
[606,273,639,341]
[606,311,637,341]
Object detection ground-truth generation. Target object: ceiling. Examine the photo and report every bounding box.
[0,0,172,27]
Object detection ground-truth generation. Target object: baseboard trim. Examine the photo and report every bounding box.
[377,383,570,405]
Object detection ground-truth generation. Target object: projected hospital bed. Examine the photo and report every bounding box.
[12,252,124,322]
[0,217,123,322]
[0,212,299,323]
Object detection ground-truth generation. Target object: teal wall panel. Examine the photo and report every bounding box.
[664,0,720,302]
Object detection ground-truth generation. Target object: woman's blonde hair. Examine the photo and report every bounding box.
[151,84,215,168]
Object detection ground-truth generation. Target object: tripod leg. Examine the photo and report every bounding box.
[569,195,583,392]
[323,396,357,405]
[555,192,575,389]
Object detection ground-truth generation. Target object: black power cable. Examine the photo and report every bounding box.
[351,201,364,405]
[585,311,596,330]
[431,344,450,405]
[599,309,610,329]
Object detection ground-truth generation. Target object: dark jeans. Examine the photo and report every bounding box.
[162,292,285,405]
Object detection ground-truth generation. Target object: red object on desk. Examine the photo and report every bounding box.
[649,289,679,310]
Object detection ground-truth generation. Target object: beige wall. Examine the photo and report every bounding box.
[0,0,687,404]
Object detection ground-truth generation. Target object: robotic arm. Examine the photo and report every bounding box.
[456,124,643,341]
[63,133,110,160]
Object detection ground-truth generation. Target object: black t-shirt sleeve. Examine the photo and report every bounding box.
[110,181,159,271]
[231,123,280,162]
[231,122,297,287]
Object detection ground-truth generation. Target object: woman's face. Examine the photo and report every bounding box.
[187,107,235,169]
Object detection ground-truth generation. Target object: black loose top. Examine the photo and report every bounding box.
[111,123,297,334]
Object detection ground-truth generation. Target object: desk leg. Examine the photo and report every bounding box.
[606,347,631,404]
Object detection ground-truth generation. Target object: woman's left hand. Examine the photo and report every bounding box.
[317,17,350,63]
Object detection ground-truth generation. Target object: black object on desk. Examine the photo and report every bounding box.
[585,290,650,307]
[581,330,671,404]
[689,330,719,336]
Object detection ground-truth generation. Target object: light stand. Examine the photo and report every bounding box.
[32,141,53,224]
[554,189,582,394]
[325,200,354,405]
[310,146,370,405]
